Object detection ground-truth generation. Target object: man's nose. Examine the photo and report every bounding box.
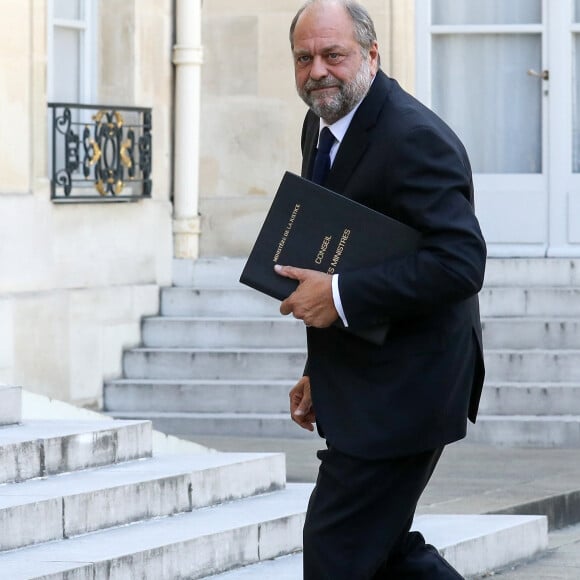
[309,56,328,80]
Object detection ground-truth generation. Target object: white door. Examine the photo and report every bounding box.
[416,0,580,257]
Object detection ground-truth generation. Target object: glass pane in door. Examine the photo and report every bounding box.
[432,34,542,173]
[432,0,541,25]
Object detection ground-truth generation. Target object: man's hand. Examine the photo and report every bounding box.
[290,376,315,431]
[275,265,338,327]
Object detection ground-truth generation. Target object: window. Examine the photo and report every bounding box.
[47,0,98,103]
[428,0,544,174]
[47,0,98,197]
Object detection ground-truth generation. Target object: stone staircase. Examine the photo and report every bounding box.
[0,385,553,578]
[0,385,311,578]
[105,257,580,447]
[471,258,580,447]
[105,259,307,439]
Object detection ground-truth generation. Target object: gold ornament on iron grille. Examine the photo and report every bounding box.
[48,103,152,201]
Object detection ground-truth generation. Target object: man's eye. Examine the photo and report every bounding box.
[297,55,311,64]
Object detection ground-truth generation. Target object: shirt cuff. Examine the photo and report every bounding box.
[332,274,349,327]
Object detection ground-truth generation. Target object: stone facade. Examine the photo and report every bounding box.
[0,0,174,406]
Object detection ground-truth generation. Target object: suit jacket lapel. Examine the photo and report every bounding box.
[328,71,391,192]
[325,126,369,193]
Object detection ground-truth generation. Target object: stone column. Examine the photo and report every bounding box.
[172,0,203,258]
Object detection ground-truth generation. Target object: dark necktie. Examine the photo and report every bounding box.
[310,127,335,185]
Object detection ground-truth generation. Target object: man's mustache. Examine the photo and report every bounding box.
[304,76,343,92]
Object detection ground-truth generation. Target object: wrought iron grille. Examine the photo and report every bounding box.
[48,103,152,201]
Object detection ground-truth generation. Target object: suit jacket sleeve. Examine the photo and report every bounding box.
[338,123,486,330]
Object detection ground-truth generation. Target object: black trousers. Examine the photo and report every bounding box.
[302,445,464,579]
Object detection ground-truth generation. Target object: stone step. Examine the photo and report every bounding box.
[173,257,580,289]
[173,257,247,288]
[161,287,281,318]
[106,380,580,417]
[481,318,580,349]
[123,348,576,383]
[142,317,305,348]
[210,514,548,580]
[143,316,580,350]
[123,348,307,381]
[143,315,580,353]
[480,287,580,317]
[0,420,151,485]
[0,452,285,553]
[107,411,316,440]
[467,415,580,447]
[161,285,580,319]
[109,413,580,447]
[104,380,293,414]
[483,258,580,287]
[479,383,580,415]
[209,554,302,580]
[484,350,580,382]
[0,385,22,426]
[0,483,312,580]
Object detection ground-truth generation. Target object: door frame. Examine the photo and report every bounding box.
[550,0,580,256]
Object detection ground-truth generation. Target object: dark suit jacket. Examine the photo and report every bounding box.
[301,70,486,460]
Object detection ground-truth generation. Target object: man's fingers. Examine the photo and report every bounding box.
[275,267,336,327]
[291,408,315,430]
[280,296,294,316]
[277,265,302,317]
[294,395,312,416]
[289,376,314,431]
[293,416,315,431]
[274,264,305,281]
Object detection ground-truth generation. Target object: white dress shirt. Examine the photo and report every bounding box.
[318,99,365,328]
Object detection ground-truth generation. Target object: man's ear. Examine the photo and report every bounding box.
[369,41,380,74]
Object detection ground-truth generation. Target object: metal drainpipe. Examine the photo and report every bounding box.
[172,0,203,259]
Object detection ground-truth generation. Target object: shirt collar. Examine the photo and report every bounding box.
[318,102,360,146]
[317,76,375,146]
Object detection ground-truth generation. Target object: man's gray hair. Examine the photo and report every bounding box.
[289,0,378,52]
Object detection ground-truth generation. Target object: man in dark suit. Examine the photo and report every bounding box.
[275,0,486,578]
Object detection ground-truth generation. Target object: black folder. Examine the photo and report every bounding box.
[239,172,420,344]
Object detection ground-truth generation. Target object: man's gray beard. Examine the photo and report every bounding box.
[299,58,372,124]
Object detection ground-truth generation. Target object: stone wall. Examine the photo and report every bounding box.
[0,0,174,406]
